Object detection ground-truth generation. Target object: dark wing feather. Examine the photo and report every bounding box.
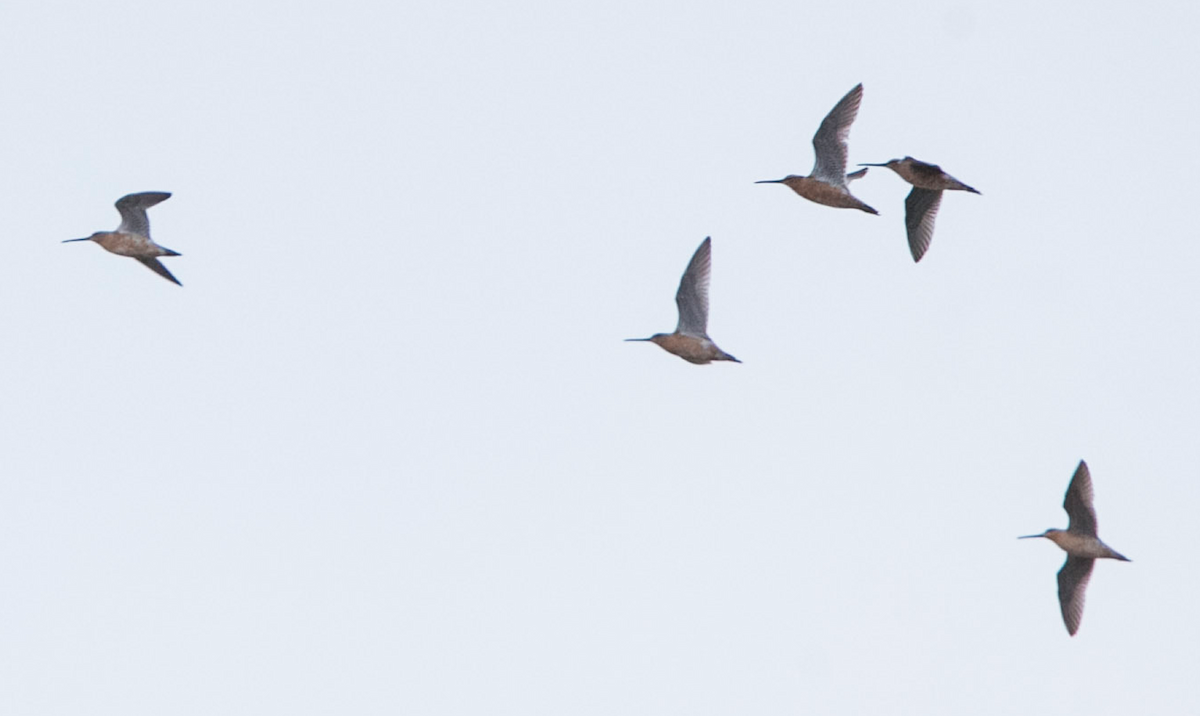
[675,237,711,337]
[904,188,942,262]
[115,192,171,237]
[1057,556,1095,636]
[136,257,182,286]
[1064,460,1098,536]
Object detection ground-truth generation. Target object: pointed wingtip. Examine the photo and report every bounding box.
[135,256,183,286]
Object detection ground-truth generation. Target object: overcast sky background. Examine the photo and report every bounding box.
[1,1,1197,714]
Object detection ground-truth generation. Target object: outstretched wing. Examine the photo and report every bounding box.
[904,188,943,263]
[136,257,182,286]
[116,192,172,237]
[811,84,863,186]
[1063,460,1098,536]
[675,237,711,337]
[1057,556,1095,636]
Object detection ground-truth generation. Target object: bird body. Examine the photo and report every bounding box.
[858,157,979,262]
[87,230,179,259]
[635,332,735,365]
[763,171,875,213]
[627,237,740,365]
[1020,460,1129,636]
[864,156,978,193]
[757,83,878,215]
[64,192,182,285]
[1035,529,1128,560]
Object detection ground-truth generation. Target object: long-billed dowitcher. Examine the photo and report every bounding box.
[1020,460,1130,636]
[756,83,878,215]
[627,237,740,365]
[857,157,979,262]
[64,192,182,285]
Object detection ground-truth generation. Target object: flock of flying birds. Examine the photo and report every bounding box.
[60,82,1128,637]
[624,83,1129,637]
[624,83,981,366]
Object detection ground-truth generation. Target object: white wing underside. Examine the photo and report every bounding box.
[810,84,863,187]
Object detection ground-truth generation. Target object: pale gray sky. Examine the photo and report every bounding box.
[1,1,1197,714]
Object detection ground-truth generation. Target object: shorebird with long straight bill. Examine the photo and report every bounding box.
[626,237,740,365]
[64,192,182,285]
[1020,460,1130,636]
[756,83,878,215]
[857,157,979,262]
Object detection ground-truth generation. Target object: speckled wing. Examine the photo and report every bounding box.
[810,83,863,186]
[1057,555,1095,636]
[116,192,172,237]
[1063,460,1098,537]
[675,237,711,337]
[904,188,943,263]
[136,257,182,286]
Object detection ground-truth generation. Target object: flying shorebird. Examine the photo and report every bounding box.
[756,83,878,215]
[64,192,182,286]
[1020,460,1130,636]
[626,237,740,365]
[857,157,979,262]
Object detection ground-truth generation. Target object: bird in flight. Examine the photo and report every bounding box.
[64,192,183,285]
[857,156,979,262]
[757,83,878,215]
[1020,460,1130,636]
[627,237,740,365]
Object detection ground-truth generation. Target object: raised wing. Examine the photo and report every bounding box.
[1057,555,1095,636]
[116,192,172,237]
[136,257,182,286]
[675,237,712,337]
[904,188,943,263]
[1063,460,1098,537]
[811,83,863,186]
